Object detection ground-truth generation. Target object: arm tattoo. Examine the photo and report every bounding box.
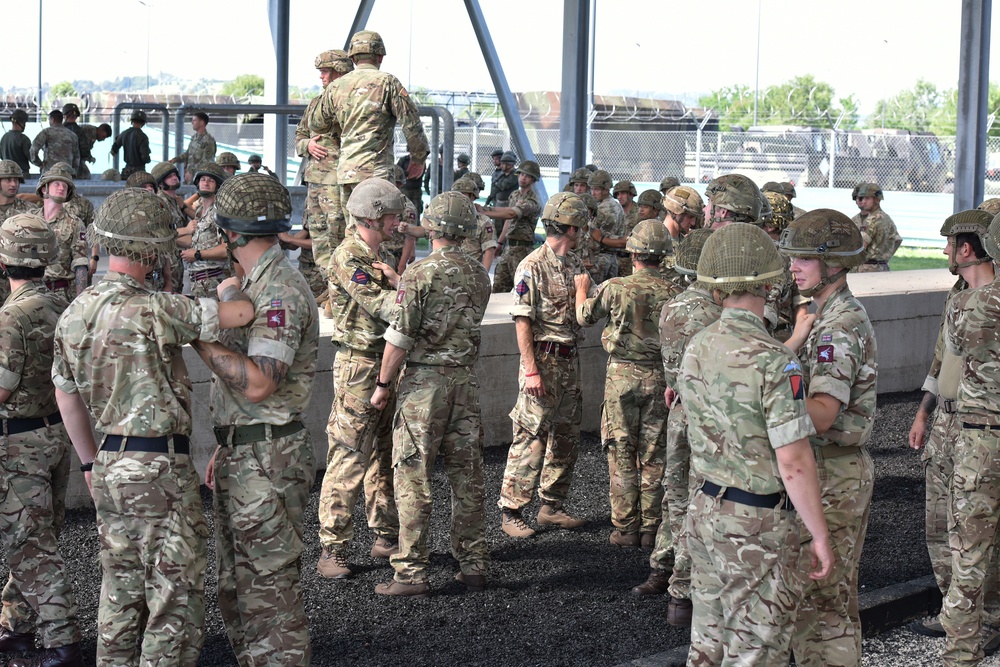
[220,285,252,304]
[210,352,250,393]
[253,356,288,387]
[919,391,937,414]
[75,265,88,296]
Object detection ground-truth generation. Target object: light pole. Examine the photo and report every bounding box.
[753,0,761,127]
[138,0,152,92]
[37,0,42,122]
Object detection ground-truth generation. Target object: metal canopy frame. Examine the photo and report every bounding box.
[111,102,170,172]
[954,0,991,212]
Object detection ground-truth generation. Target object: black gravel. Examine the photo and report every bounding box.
[0,391,931,666]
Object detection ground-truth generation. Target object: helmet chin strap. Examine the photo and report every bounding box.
[799,264,846,298]
[223,231,250,265]
[950,256,991,275]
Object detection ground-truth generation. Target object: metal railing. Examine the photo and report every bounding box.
[111,102,171,172]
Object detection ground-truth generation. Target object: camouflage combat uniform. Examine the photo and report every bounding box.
[176,132,217,181]
[789,283,877,667]
[62,195,94,232]
[74,124,102,180]
[318,232,400,556]
[296,95,345,268]
[52,272,218,665]
[0,283,80,651]
[0,199,39,305]
[499,243,596,512]
[852,208,901,272]
[384,245,492,583]
[460,213,497,264]
[157,191,188,293]
[678,308,816,666]
[186,203,230,299]
[294,223,326,302]
[577,267,681,536]
[29,127,80,175]
[210,244,318,667]
[654,284,722,600]
[43,209,88,302]
[617,204,641,277]
[581,196,625,284]
[941,281,1000,666]
[490,187,539,293]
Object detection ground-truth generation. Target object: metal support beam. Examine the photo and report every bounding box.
[418,106,455,197]
[464,0,547,203]
[558,0,591,191]
[955,0,991,212]
[345,0,376,50]
[268,0,291,184]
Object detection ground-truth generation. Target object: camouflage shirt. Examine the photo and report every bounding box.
[29,126,80,173]
[51,272,222,436]
[187,203,228,273]
[0,129,32,175]
[678,308,816,495]
[623,203,641,236]
[797,283,877,448]
[63,194,95,229]
[577,266,682,361]
[946,277,1000,422]
[0,198,39,221]
[384,245,491,366]
[328,231,397,353]
[43,208,88,283]
[0,283,68,418]
[503,188,541,243]
[510,241,596,346]
[659,284,723,390]
[852,208,902,264]
[922,277,968,395]
[176,131,217,175]
[157,190,189,230]
[295,96,341,186]
[210,244,318,426]
[459,213,497,263]
[580,196,625,262]
[310,62,429,184]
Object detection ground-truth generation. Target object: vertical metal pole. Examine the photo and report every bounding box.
[269,0,290,184]
[558,0,590,191]
[753,0,761,127]
[345,0,376,50]
[955,0,991,212]
[828,130,836,189]
[37,0,42,122]
[586,0,596,163]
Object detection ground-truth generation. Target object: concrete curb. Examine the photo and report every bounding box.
[614,575,942,667]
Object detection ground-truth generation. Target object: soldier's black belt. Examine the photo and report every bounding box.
[506,239,534,248]
[614,250,631,258]
[2,411,63,436]
[700,480,795,512]
[45,279,70,291]
[942,399,958,414]
[190,268,226,282]
[534,341,576,358]
[864,260,889,266]
[963,422,1000,431]
[100,434,190,455]
[214,420,305,446]
[608,357,660,367]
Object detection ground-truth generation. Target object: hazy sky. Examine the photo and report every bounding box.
[7,0,992,114]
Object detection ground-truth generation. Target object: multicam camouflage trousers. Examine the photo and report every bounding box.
[687,490,805,666]
[601,360,667,535]
[791,447,874,667]
[214,429,315,667]
[296,246,328,304]
[93,449,207,666]
[0,423,80,649]
[318,350,398,552]
[491,243,533,294]
[500,351,581,511]
[942,425,1000,667]
[926,408,960,598]
[390,365,488,584]
[188,271,228,300]
[306,182,344,273]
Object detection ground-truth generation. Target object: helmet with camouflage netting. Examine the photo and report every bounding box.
[423,191,477,238]
[193,162,229,191]
[216,152,241,170]
[756,189,774,227]
[663,185,704,218]
[588,169,613,190]
[36,169,75,201]
[452,177,479,196]
[705,174,762,221]
[151,161,179,185]
[636,189,665,213]
[778,209,866,269]
[985,213,1000,261]
[89,188,175,264]
[659,176,680,193]
[515,160,541,182]
[125,171,158,192]
[214,173,293,236]
[315,48,353,74]
[346,178,405,226]
[851,182,883,201]
[979,198,1000,216]
[101,168,121,181]
[626,220,673,256]
[697,223,785,297]
[674,228,714,276]
[467,172,485,192]
[542,192,589,228]
[348,30,387,58]
[0,160,25,183]
[569,167,592,185]
[613,180,637,196]
[763,192,793,232]
[0,213,57,268]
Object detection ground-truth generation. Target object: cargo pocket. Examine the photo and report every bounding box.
[105,457,174,519]
[227,470,302,577]
[334,391,378,454]
[392,410,420,468]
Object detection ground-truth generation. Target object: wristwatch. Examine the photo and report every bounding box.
[194,250,202,261]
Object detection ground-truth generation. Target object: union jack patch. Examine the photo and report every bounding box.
[820,333,833,343]
[271,299,282,308]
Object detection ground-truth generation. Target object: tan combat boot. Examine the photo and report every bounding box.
[374,580,431,598]
[631,569,670,597]
[370,537,400,559]
[455,572,487,592]
[317,547,352,579]
[640,532,656,549]
[537,504,586,529]
[501,509,536,538]
[610,530,641,547]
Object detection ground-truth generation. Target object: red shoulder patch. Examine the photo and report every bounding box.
[789,374,804,400]
[817,345,834,363]
[267,309,285,327]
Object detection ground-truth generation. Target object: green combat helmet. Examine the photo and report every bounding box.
[626,219,673,256]
[214,173,293,237]
[978,198,1000,216]
[613,180,637,196]
[588,169,613,190]
[763,191,794,232]
[663,185,705,219]
[778,209,866,296]
[569,167,591,186]
[422,191,477,238]
[151,161,180,186]
[216,152,241,170]
[192,163,229,195]
[36,170,75,203]
[761,181,784,195]
[0,160,25,183]
[636,189,665,214]
[705,174,762,222]
[659,176,681,193]
[515,160,541,182]
[101,168,121,181]
[452,177,479,196]
[457,153,470,166]
[698,223,785,298]
[851,182,883,201]
[125,171,158,192]
[940,209,994,273]
[0,213,57,268]
[542,192,589,228]
[348,30,387,57]
[315,48,353,74]
[346,178,405,228]
[674,228,714,277]
[89,188,175,265]
[579,193,599,216]
[985,213,1000,262]
[466,172,485,192]
[500,151,517,164]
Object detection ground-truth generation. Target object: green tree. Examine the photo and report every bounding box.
[50,81,76,98]
[870,79,945,133]
[221,74,265,98]
[699,75,857,130]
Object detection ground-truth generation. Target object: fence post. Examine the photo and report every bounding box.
[829,129,836,189]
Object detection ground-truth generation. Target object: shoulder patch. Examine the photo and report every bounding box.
[266,309,286,328]
[515,279,529,297]
[351,268,371,285]
[783,361,801,373]
[396,288,405,304]
[270,299,282,308]
[820,333,833,343]
[817,345,834,363]
[789,374,805,400]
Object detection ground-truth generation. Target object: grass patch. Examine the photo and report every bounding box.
[890,247,949,271]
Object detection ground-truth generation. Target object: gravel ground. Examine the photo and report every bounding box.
[0,390,932,666]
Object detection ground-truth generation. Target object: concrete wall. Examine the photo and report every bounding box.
[61,268,955,508]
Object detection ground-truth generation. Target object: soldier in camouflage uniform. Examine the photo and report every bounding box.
[61,104,111,181]
[452,177,497,267]
[485,152,518,207]
[575,221,682,547]
[779,211,876,667]
[171,112,217,184]
[0,161,39,305]
[0,214,82,667]
[1,110,33,176]
[178,163,230,298]
[851,183,901,272]
[216,152,241,177]
[679,222,833,666]
[630,230,719,629]
[316,178,404,580]
[565,167,591,196]
[278,223,327,304]
[29,111,79,176]
[124,171,178,292]
[705,173,761,228]
[35,170,88,302]
[498,192,597,538]
[45,163,98,281]
[481,160,541,293]
[612,180,639,277]
[190,174,318,667]
[295,49,353,273]
[662,185,703,243]
[581,169,625,284]
[111,111,151,179]
[369,191,492,596]
[153,161,195,293]
[309,31,429,218]
[908,210,997,640]
[52,188,254,667]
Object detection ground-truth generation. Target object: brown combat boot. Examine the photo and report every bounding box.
[640,532,656,549]
[610,530,641,547]
[317,547,352,579]
[9,642,83,667]
[667,596,693,627]
[631,569,670,597]
[370,537,400,559]
[374,580,431,598]
[0,627,35,652]
[455,572,487,592]
[501,509,536,538]
[537,504,586,529]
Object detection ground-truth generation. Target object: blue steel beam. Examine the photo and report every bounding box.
[954,0,991,212]
[269,0,291,184]
[345,0,376,50]
[558,0,591,190]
